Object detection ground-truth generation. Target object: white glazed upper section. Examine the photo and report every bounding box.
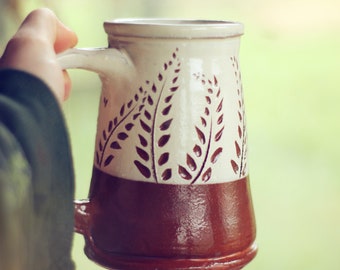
[104,19,244,39]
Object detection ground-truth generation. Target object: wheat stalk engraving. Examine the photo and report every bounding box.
[96,51,246,184]
[96,48,181,183]
[178,74,225,184]
[134,48,181,182]
[96,93,141,167]
[230,56,248,178]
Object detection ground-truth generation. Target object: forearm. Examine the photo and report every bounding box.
[0,69,75,270]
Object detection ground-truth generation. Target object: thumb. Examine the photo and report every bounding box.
[18,8,78,53]
[54,14,78,53]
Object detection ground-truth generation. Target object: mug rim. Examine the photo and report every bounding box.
[104,18,244,39]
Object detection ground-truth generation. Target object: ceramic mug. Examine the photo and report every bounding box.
[58,19,257,270]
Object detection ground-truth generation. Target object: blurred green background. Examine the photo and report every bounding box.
[1,0,340,269]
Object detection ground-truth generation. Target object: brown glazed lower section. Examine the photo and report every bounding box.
[76,167,257,269]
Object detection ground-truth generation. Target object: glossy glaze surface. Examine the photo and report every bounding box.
[64,19,257,269]
[75,168,256,269]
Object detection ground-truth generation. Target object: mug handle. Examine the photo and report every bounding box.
[57,47,132,236]
[74,200,91,235]
[57,47,132,76]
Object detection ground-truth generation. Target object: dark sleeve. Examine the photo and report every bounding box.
[0,69,75,270]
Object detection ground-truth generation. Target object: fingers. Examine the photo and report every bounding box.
[63,70,72,101]
[16,8,78,54]
[0,8,78,103]
[18,9,77,102]
[54,16,78,53]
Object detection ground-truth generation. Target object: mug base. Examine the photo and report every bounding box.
[83,240,257,270]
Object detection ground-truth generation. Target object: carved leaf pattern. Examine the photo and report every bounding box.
[202,167,212,182]
[195,126,206,144]
[160,119,173,131]
[136,147,149,161]
[178,74,225,184]
[178,166,192,180]
[96,51,247,184]
[211,147,223,164]
[134,160,151,178]
[104,155,114,167]
[186,154,197,171]
[158,134,170,147]
[215,126,224,142]
[96,95,140,167]
[230,56,248,178]
[132,47,181,182]
[193,145,202,157]
[161,168,172,181]
[158,153,169,166]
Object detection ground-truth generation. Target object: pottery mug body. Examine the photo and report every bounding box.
[58,19,257,270]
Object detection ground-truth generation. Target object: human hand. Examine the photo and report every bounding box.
[0,8,78,102]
